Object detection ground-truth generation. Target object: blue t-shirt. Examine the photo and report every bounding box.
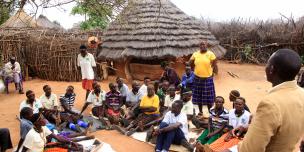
[20,118,33,139]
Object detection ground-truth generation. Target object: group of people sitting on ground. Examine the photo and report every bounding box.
[2,43,302,152]
[16,84,98,151]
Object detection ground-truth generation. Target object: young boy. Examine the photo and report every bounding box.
[105,83,123,125]
[180,66,194,90]
[59,86,90,132]
[164,86,180,109]
[196,96,229,145]
[16,107,33,152]
[157,80,170,105]
[154,100,193,152]
[181,88,194,120]
[139,77,151,95]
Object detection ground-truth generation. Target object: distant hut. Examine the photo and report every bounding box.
[36,15,63,30]
[0,9,37,28]
[98,0,226,80]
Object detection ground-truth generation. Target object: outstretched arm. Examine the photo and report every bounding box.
[80,102,91,114]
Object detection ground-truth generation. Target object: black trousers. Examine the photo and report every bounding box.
[0,128,13,152]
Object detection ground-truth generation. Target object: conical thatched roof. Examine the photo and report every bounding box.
[0,9,37,28]
[37,15,63,29]
[98,0,226,60]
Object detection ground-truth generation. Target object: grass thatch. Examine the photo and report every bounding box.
[0,9,37,28]
[98,0,226,60]
[37,15,64,30]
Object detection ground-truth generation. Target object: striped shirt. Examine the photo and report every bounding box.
[209,107,229,129]
[59,93,76,109]
[106,91,121,106]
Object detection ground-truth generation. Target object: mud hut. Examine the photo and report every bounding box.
[98,0,226,80]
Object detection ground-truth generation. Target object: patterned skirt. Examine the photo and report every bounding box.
[209,133,241,151]
[192,76,216,105]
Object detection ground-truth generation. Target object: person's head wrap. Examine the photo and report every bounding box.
[182,88,193,95]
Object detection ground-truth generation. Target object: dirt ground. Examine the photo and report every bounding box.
[0,61,301,152]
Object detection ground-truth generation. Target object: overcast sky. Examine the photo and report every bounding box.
[25,0,304,29]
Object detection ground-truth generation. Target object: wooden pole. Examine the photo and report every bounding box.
[101,62,108,80]
[124,57,133,82]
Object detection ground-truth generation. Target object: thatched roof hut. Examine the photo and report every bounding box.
[0,9,37,28]
[36,15,63,30]
[98,0,226,80]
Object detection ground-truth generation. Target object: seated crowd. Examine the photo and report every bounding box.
[15,63,257,152]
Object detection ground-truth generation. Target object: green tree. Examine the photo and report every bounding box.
[71,0,126,30]
[0,0,17,25]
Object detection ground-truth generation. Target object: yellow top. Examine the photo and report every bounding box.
[190,50,216,78]
[140,95,160,115]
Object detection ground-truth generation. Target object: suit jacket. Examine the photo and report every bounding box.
[239,81,304,152]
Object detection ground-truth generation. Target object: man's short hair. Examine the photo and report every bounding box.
[173,100,184,109]
[270,49,301,81]
[43,85,49,90]
[79,45,87,50]
[20,107,32,118]
[26,90,34,96]
[144,77,151,80]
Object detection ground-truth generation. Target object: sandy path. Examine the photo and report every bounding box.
[0,61,301,151]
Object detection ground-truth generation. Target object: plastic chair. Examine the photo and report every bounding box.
[3,73,23,94]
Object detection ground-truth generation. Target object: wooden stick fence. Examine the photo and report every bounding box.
[0,28,103,81]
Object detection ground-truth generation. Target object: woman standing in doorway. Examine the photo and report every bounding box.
[189,41,218,114]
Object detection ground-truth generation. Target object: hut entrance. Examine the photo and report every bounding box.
[129,58,167,81]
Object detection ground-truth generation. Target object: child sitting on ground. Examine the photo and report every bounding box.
[164,86,180,110]
[104,83,123,126]
[196,96,229,145]
[181,88,194,120]
[40,85,61,125]
[199,97,251,152]
[113,85,160,136]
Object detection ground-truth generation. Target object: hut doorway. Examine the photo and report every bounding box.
[129,58,167,81]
